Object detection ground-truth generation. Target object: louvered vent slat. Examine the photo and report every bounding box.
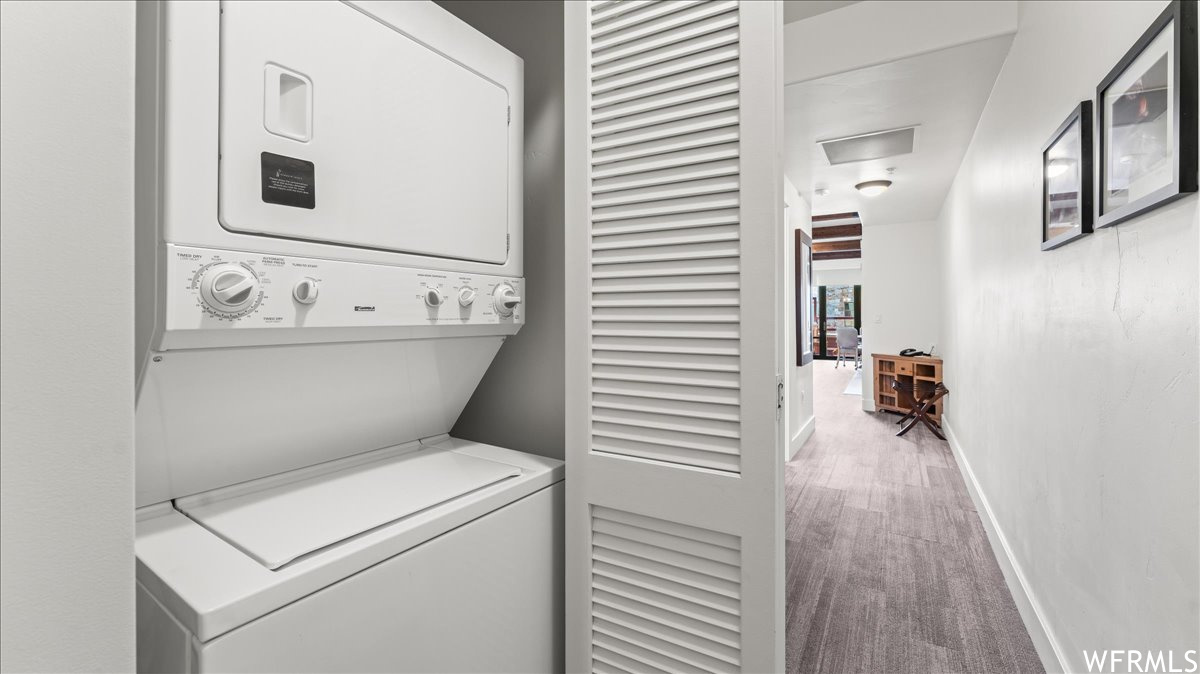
[592,348,738,371]
[593,635,704,674]
[592,289,740,306]
[591,1,704,40]
[591,1,737,52]
[592,393,740,422]
[593,574,740,630]
[592,25,738,81]
[593,559,741,614]
[593,644,675,674]
[593,44,739,97]
[591,0,654,23]
[593,159,739,195]
[591,507,743,672]
[592,143,738,180]
[587,2,745,667]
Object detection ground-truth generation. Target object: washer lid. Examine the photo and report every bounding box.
[175,446,521,570]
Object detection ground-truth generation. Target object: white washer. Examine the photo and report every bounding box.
[133,2,561,671]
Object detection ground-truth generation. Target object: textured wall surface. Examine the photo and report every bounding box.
[785,178,817,457]
[937,1,1199,669]
[437,0,567,461]
[1,1,136,671]
[860,220,943,408]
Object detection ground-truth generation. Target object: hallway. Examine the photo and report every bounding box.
[785,361,1043,673]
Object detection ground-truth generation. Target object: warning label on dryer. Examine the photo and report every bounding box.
[260,152,315,209]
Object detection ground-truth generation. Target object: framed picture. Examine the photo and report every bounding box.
[1096,0,1197,229]
[1042,101,1093,250]
[795,230,813,366]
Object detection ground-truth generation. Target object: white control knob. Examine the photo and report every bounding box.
[492,284,522,317]
[199,263,261,316]
[424,287,445,307]
[458,287,477,307]
[292,277,319,305]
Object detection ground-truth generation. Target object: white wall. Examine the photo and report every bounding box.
[784,178,816,459]
[813,267,862,287]
[937,1,1198,671]
[860,220,941,410]
[437,1,566,461]
[0,2,136,671]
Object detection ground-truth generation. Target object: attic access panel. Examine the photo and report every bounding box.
[218,1,511,264]
[819,126,917,165]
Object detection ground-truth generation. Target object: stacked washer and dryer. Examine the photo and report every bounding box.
[134,2,563,671]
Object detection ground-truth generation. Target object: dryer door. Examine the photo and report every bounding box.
[218,1,511,264]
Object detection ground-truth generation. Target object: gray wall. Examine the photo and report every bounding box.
[0,1,136,671]
[937,1,1198,670]
[439,1,566,461]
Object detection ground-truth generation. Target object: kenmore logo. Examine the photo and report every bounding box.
[354,306,375,312]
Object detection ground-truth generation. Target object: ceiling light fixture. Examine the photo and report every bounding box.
[855,179,892,197]
[1047,158,1074,178]
[814,188,830,197]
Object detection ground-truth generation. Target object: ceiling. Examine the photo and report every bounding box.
[783,1,860,24]
[812,212,863,261]
[784,34,1014,226]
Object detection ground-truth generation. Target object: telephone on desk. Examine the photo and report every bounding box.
[899,345,935,358]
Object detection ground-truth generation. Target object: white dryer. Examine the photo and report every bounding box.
[133,2,562,672]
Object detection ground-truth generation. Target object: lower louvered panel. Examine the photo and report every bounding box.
[591,506,742,673]
[591,274,739,294]
[591,378,738,406]
[590,144,738,181]
[591,126,739,165]
[591,289,739,307]
[591,348,738,371]
[591,208,740,237]
[591,332,737,350]
[592,162,740,198]
[592,407,739,439]
[592,393,739,422]
[593,436,737,472]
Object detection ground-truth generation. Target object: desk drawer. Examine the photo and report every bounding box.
[896,361,913,375]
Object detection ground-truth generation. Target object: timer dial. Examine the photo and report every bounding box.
[424,287,445,307]
[198,263,262,317]
[492,284,522,317]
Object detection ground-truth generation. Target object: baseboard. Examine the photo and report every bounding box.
[788,414,815,461]
[942,417,1069,674]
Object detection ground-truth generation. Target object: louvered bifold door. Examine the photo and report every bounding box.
[565,2,784,673]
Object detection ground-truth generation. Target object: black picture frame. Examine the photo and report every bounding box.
[795,230,813,366]
[1095,0,1198,229]
[1042,101,1094,251]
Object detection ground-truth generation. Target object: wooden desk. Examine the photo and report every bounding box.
[872,354,943,422]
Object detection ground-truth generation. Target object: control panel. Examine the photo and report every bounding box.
[164,245,523,337]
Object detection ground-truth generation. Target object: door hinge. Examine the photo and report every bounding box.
[776,374,784,420]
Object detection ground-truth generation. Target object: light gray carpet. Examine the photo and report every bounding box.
[786,360,1044,674]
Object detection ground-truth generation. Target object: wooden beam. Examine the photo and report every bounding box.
[812,211,860,223]
[812,223,862,240]
[813,240,860,253]
[813,250,861,261]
